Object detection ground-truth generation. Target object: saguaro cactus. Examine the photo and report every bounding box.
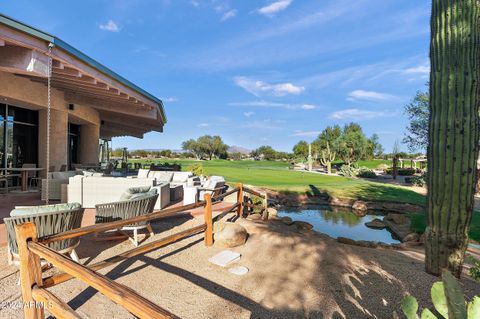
[425,0,480,277]
[320,142,335,174]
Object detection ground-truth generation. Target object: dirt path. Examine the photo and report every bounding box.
[0,215,478,319]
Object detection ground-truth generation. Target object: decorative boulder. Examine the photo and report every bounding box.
[385,213,408,225]
[365,218,386,229]
[214,223,248,248]
[281,216,294,225]
[267,207,278,216]
[352,200,368,212]
[337,237,356,245]
[403,233,420,242]
[293,221,313,231]
[246,213,262,221]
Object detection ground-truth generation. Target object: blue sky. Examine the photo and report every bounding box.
[2,0,430,152]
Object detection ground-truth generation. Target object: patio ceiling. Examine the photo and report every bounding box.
[0,14,166,139]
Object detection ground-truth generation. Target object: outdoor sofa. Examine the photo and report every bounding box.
[68,175,170,210]
[41,171,77,200]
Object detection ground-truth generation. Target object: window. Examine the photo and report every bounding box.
[68,123,80,168]
[0,104,38,168]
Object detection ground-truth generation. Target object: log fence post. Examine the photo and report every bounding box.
[236,183,243,218]
[16,222,45,319]
[204,194,213,246]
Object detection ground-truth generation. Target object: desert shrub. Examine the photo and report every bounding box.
[385,167,416,176]
[357,167,376,178]
[339,165,359,177]
[376,163,389,170]
[188,163,205,176]
[468,255,480,282]
[406,174,427,187]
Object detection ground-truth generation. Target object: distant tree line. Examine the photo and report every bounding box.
[292,122,384,173]
[112,123,421,163]
[182,135,229,160]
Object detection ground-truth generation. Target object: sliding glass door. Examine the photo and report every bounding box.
[0,104,38,168]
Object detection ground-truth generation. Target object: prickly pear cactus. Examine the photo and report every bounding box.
[396,271,479,319]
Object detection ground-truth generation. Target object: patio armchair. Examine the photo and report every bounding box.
[94,189,159,246]
[4,203,84,265]
[41,171,77,201]
[183,176,226,204]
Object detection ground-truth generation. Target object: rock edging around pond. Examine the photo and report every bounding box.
[266,190,424,214]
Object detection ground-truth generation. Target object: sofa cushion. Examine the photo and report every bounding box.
[119,186,152,201]
[129,188,158,201]
[148,171,174,182]
[137,169,150,178]
[52,171,76,180]
[11,202,81,217]
[172,172,193,183]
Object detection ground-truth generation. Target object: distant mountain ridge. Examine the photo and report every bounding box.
[227,145,251,154]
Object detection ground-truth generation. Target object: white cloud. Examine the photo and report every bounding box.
[404,65,430,74]
[244,111,255,117]
[189,0,200,7]
[258,0,293,16]
[99,20,120,32]
[347,90,397,102]
[229,100,316,110]
[291,130,321,137]
[198,123,209,127]
[221,9,237,22]
[300,104,316,110]
[243,119,283,130]
[329,108,390,120]
[234,76,305,96]
[162,97,178,103]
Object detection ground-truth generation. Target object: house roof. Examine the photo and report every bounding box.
[0,13,167,124]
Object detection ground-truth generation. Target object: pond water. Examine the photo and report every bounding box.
[278,206,401,244]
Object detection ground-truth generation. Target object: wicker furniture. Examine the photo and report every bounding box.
[183,176,226,204]
[4,204,84,264]
[67,176,170,209]
[95,193,159,246]
[41,171,77,200]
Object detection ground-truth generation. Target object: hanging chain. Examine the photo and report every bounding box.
[45,43,54,204]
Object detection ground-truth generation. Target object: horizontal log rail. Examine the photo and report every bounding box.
[28,241,180,319]
[243,186,266,198]
[16,182,273,318]
[212,187,239,201]
[31,286,81,319]
[243,202,265,211]
[43,223,207,288]
[40,201,205,244]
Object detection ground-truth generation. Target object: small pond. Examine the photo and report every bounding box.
[278,205,401,244]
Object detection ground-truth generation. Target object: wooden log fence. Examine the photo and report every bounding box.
[15,183,268,318]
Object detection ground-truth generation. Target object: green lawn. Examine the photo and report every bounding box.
[408,212,480,242]
[332,159,391,169]
[131,159,425,206]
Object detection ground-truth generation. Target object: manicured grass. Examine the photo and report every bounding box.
[332,159,391,169]
[408,212,480,242]
[131,159,425,206]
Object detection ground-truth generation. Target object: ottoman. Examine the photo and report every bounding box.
[170,184,184,202]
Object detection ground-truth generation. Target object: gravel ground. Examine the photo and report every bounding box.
[0,214,478,319]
